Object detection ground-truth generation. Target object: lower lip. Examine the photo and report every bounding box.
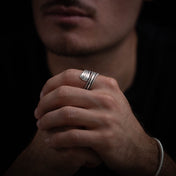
[44,14,90,24]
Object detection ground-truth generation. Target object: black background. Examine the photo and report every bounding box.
[0,0,175,36]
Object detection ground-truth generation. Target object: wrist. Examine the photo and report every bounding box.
[138,137,166,176]
[130,136,161,176]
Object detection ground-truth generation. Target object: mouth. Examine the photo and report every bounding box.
[41,1,95,25]
[44,6,91,17]
[43,5,91,22]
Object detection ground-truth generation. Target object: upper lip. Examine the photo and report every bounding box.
[43,5,90,17]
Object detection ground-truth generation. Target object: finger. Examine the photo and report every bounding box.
[40,69,120,98]
[37,106,103,130]
[46,129,99,149]
[35,86,102,119]
[40,69,85,98]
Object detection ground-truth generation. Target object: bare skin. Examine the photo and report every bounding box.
[35,69,158,175]
[4,0,176,175]
[5,130,101,176]
[46,30,137,92]
[34,69,176,176]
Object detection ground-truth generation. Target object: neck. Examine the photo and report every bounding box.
[47,30,137,92]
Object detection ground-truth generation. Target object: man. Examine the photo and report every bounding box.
[2,0,176,175]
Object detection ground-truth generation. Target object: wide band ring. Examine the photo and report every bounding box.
[80,70,99,90]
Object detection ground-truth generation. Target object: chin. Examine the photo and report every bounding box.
[39,27,124,57]
[43,35,103,57]
[46,42,98,57]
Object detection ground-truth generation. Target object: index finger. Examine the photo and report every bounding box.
[40,69,87,98]
[40,69,119,98]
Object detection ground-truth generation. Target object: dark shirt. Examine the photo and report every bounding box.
[1,22,176,175]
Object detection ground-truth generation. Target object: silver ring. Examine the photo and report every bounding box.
[80,70,99,90]
[80,70,91,82]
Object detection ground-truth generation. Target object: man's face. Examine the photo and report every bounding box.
[32,0,142,56]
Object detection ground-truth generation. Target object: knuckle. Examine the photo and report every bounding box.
[105,94,116,105]
[102,113,113,126]
[105,77,119,90]
[56,86,69,98]
[64,69,76,75]
[97,94,117,109]
[60,106,74,123]
[62,69,76,82]
[61,106,71,115]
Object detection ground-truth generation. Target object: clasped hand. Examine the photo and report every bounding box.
[34,69,157,175]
